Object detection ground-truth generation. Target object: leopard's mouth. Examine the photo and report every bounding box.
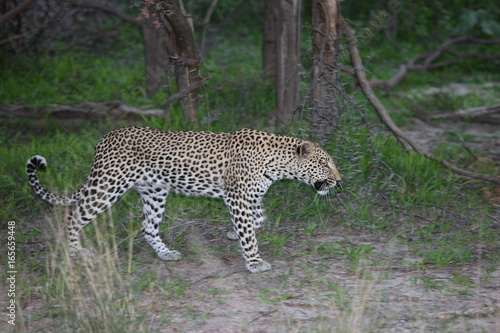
[314,179,341,195]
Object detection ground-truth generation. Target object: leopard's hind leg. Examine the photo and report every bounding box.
[66,179,129,257]
[136,184,181,261]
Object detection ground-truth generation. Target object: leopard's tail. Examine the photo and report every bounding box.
[26,155,83,206]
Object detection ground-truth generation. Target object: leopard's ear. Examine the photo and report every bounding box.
[296,142,315,160]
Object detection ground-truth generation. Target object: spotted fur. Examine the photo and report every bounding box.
[26,126,341,273]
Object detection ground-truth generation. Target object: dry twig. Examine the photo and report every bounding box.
[369,36,500,89]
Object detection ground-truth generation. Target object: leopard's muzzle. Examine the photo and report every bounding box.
[314,179,341,195]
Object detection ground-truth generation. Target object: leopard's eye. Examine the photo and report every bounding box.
[326,160,335,170]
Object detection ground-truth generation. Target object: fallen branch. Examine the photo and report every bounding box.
[0,102,162,120]
[369,36,500,89]
[342,19,500,185]
[430,104,500,124]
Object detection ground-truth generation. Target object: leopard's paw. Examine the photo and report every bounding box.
[246,260,272,273]
[227,229,238,241]
[69,247,96,262]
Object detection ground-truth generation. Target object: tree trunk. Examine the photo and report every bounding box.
[159,0,201,123]
[276,0,302,129]
[311,0,340,140]
[263,0,302,130]
[141,14,170,98]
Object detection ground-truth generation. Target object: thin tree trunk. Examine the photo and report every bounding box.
[199,0,219,58]
[262,0,277,79]
[274,0,302,130]
[311,0,340,140]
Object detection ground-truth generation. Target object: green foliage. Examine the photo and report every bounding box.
[200,37,275,130]
[457,8,500,36]
[158,278,190,299]
[342,0,500,42]
[254,286,293,306]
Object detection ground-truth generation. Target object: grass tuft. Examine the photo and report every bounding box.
[41,210,146,332]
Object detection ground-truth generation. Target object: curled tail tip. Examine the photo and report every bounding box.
[27,155,47,170]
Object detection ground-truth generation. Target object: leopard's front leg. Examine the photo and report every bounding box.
[224,192,271,273]
[226,202,265,241]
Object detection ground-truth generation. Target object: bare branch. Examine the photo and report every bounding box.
[64,0,140,25]
[0,0,38,25]
[0,29,37,46]
[163,77,209,123]
[0,2,64,47]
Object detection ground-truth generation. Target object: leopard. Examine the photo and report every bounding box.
[26,126,341,273]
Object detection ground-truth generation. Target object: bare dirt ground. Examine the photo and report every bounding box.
[132,222,499,333]
[406,118,500,162]
[8,198,499,332]
[7,216,498,333]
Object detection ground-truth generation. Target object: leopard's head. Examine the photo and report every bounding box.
[295,141,342,195]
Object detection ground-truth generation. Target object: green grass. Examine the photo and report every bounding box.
[40,211,148,332]
[1,34,275,130]
[0,123,107,221]
[200,36,276,130]
[0,51,168,108]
